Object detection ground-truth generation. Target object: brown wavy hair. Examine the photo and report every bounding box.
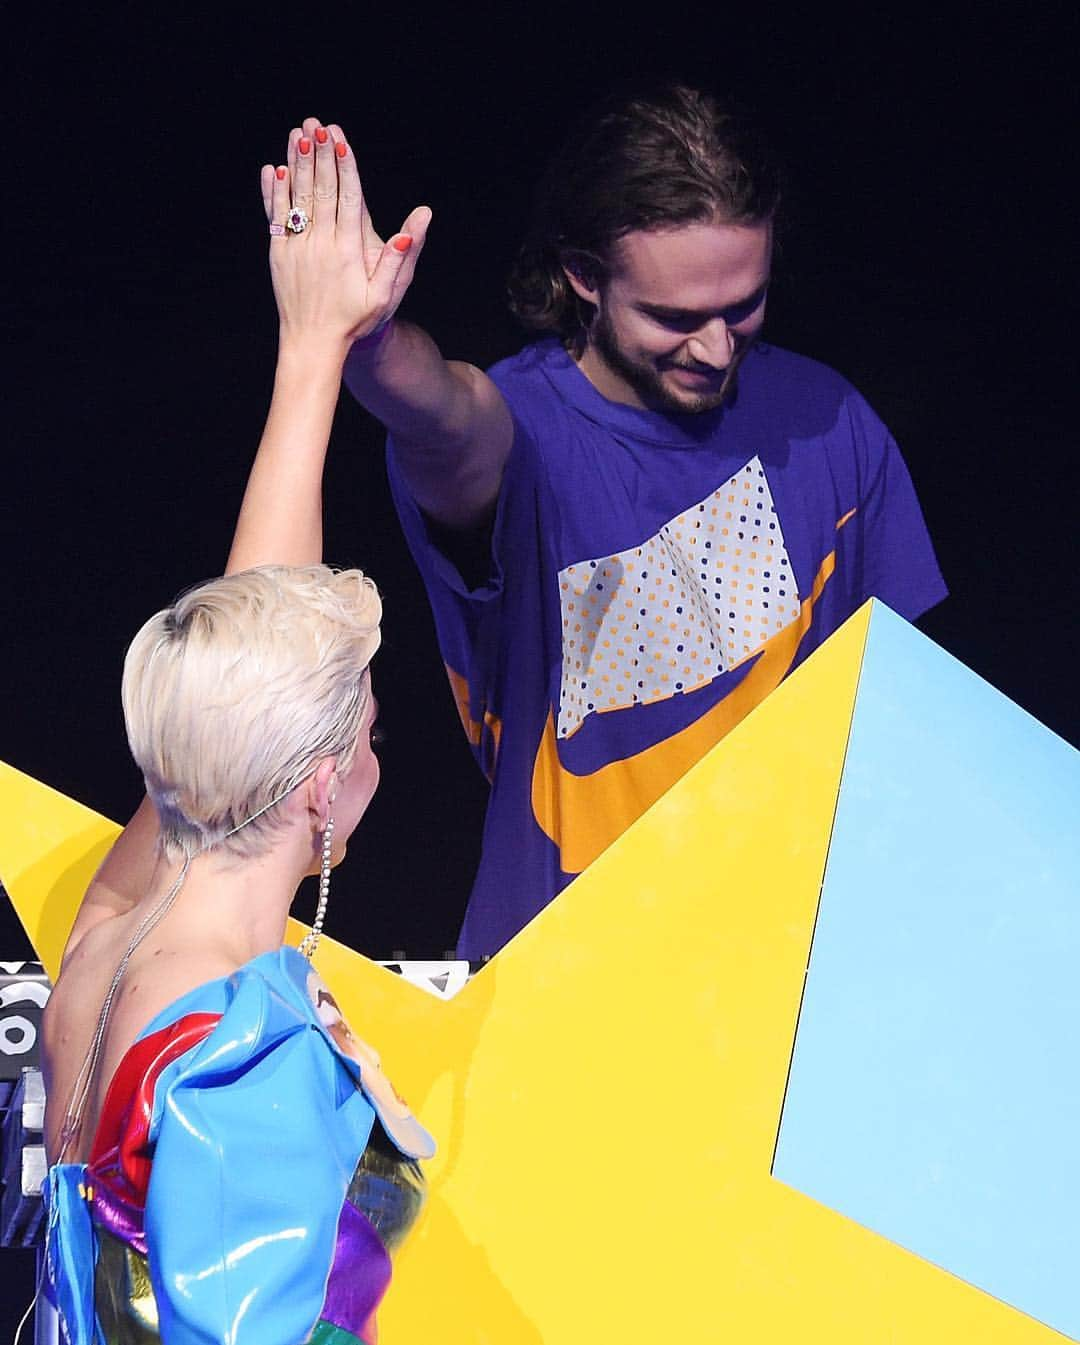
[508,83,780,344]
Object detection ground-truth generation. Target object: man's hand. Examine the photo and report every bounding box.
[260,116,432,348]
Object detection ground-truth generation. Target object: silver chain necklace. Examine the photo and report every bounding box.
[56,855,192,1166]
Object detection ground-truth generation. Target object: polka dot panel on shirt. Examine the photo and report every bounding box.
[555,456,799,738]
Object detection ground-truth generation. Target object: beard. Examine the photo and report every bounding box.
[590,308,751,415]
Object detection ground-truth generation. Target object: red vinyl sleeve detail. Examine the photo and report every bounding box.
[88,1012,221,1208]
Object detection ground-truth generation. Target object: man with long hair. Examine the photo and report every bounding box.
[338,84,945,958]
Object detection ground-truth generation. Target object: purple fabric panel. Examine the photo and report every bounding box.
[321,1197,392,1336]
[91,1187,148,1257]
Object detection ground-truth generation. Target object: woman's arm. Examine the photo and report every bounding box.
[229,120,425,571]
[64,121,401,957]
[224,339,343,574]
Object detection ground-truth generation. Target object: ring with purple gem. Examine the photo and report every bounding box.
[286,207,310,235]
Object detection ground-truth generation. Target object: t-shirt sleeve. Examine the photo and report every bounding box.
[144,973,376,1345]
[386,419,540,779]
[843,393,948,621]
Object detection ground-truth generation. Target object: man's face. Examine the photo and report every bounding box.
[571,217,773,414]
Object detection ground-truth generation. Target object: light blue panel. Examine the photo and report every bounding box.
[773,601,1080,1340]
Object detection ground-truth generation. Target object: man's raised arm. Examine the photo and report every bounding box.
[344,318,513,532]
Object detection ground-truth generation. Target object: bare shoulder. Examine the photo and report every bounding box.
[60,797,162,963]
[44,920,245,1161]
[88,925,237,1033]
[108,941,242,1042]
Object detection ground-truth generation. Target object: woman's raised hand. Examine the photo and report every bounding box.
[260,117,431,350]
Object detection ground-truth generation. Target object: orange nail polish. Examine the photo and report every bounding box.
[275,166,287,180]
[315,127,328,144]
[392,235,412,254]
[299,138,311,155]
[335,141,347,159]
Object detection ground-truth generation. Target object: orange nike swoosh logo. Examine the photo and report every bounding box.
[531,544,840,874]
[445,664,502,781]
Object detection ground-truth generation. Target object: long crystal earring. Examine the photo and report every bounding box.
[301,815,334,959]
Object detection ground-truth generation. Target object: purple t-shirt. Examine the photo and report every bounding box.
[388,338,946,958]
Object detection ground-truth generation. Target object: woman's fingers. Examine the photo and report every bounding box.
[293,116,320,215]
[285,126,302,185]
[326,123,383,258]
[400,205,433,250]
[368,206,433,313]
[264,117,428,339]
[292,126,316,220]
[332,135,363,246]
[260,164,275,222]
[269,162,290,247]
[290,118,319,179]
[391,205,434,280]
[313,124,337,225]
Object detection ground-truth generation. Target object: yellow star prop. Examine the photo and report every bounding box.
[1,603,1062,1341]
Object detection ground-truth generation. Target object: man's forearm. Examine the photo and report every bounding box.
[344,320,512,529]
[344,320,471,440]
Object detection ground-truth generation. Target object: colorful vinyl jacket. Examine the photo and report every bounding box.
[45,947,436,1345]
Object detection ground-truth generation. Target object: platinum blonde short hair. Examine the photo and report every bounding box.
[122,564,382,859]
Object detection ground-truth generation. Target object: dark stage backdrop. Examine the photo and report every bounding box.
[1,6,1075,1329]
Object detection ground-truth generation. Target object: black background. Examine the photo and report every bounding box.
[1,3,1076,1323]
